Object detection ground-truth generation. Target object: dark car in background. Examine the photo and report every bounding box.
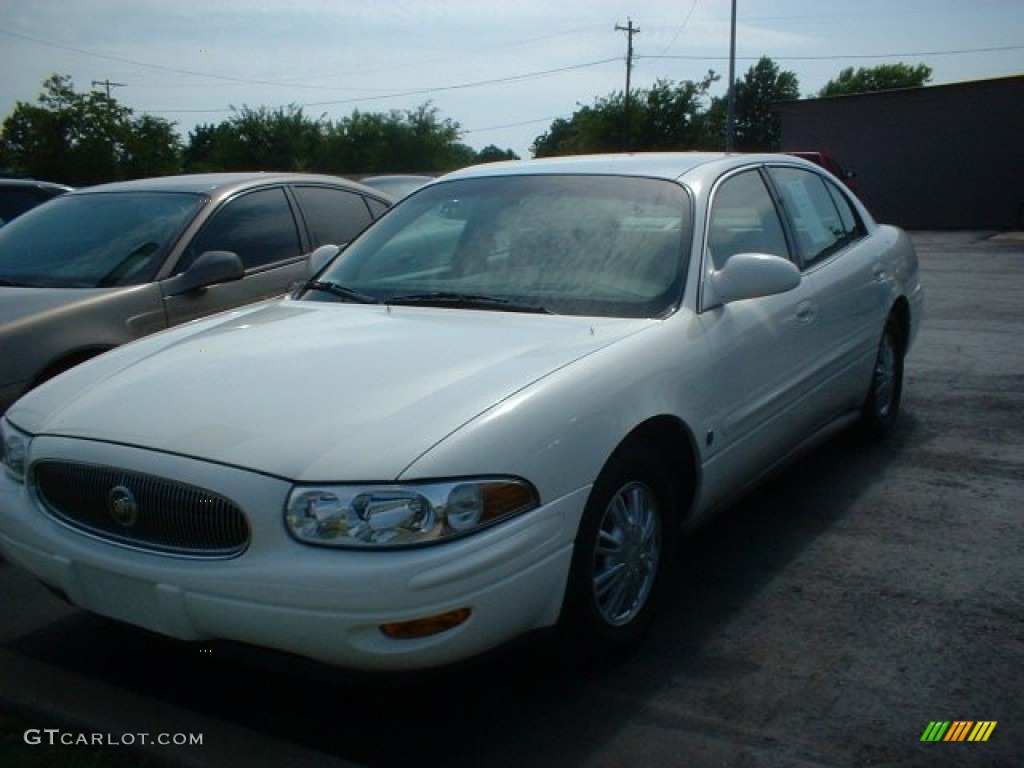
[0,172,392,412]
[0,178,73,226]
[360,174,435,199]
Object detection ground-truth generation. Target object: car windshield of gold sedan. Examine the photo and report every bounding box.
[310,175,691,318]
[0,192,205,288]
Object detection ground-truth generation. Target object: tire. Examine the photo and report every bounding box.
[860,314,904,438]
[558,441,675,658]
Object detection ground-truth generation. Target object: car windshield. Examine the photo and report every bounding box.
[308,174,691,318]
[0,191,204,288]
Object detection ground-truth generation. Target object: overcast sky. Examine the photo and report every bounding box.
[1,0,1021,159]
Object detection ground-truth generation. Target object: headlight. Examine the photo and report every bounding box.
[1,418,31,483]
[285,478,538,548]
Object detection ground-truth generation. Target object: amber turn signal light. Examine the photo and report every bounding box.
[380,607,472,639]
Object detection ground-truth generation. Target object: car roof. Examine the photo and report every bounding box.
[441,152,819,183]
[0,178,73,192]
[360,174,435,184]
[70,172,388,198]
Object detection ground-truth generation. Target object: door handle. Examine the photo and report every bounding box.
[796,300,816,324]
[872,265,888,282]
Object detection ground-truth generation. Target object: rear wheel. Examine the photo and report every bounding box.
[860,315,904,438]
[559,442,675,657]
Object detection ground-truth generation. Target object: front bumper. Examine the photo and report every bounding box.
[0,436,585,671]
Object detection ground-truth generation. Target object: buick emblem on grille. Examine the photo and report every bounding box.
[107,485,139,528]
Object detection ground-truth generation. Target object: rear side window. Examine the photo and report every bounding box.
[825,180,866,240]
[186,187,303,272]
[768,167,865,269]
[292,186,375,247]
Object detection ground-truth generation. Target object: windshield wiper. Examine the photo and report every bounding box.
[303,280,381,304]
[386,291,552,314]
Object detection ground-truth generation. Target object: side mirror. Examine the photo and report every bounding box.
[163,250,244,296]
[308,244,340,277]
[711,253,801,303]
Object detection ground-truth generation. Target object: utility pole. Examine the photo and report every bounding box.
[91,79,126,99]
[725,0,737,152]
[615,18,639,150]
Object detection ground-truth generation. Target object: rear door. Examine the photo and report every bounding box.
[290,184,383,248]
[766,165,887,412]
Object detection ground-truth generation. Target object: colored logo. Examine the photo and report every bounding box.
[920,721,997,742]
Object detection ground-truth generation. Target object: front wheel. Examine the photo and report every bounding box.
[559,442,675,657]
[859,315,904,438]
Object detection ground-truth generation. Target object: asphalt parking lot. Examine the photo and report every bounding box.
[2,230,1021,767]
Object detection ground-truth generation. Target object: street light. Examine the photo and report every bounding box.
[725,0,737,152]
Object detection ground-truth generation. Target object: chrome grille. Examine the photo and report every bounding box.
[33,461,250,557]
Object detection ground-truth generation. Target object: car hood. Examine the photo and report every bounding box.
[12,300,655,481]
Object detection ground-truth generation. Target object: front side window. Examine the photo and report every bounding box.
[184,187,302,272]
[768,167,864,268]
[707,169,790,270]
[0,192,203,288]
[308,175,692,318]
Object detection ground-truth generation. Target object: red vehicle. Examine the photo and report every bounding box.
[785,152,857,192]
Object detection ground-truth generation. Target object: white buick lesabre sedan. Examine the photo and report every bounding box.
[0,154,922,672]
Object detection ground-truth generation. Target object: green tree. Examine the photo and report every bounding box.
[186,101,481,175]
[716,56,800,151]
[121,114,182,178]
[475,145,520,163]
[0,74,181,184]
[319,103,477,173]
[636,73,720,150]
[532,73,719,157]
[346,103,474,172]
[819,63,933,97]
[185,104,323,172]
[182,122,236,173]
[533,99,626,156]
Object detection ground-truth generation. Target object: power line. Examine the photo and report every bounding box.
[656,0,700,57]
[304,58,620,106]
[0,28,299,88]
[1,24,618,115]
[638,44,1024,62]
[0,24,615,94]
[271,23,612,85]
[144,58,620,114]
[464,115,567,134]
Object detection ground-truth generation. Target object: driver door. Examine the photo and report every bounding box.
[697,168,826,499]
[162,187,307,326]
